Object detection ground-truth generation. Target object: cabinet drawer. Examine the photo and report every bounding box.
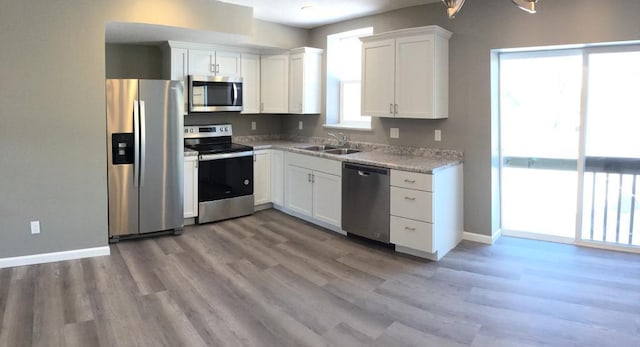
[390,187,432,222]
[390,170,432,191]
[390,216,434,253]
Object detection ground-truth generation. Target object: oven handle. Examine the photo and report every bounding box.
[199,150,254,161]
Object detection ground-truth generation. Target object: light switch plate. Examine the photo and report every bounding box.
[390,128,399,139]
[298,121,303,130]
[435,129,442,141]
[251,121,256,130]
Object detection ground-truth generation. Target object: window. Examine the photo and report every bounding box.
[326,27,373,129]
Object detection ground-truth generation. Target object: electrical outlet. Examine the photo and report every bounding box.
[390,128,399,139]
[435,129,442,141]
[298,121,303,130]
[30,220,40,234]
[251,121,256,131]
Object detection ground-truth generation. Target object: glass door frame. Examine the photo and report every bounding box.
[498,43,640,254]
[575,44,640,253]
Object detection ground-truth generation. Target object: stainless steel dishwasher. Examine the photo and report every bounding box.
[342,162,390,243]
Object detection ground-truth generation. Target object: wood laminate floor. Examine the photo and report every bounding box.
[1,209,639,346]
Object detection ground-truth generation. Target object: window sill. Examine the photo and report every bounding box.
[323,123,372,132]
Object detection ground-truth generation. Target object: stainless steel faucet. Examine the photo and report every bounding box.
[328,132,350,147]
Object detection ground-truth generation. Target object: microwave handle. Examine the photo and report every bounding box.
[232,83,238,106]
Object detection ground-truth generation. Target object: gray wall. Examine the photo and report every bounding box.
[106,44,163,79]
[0,0,304,258]
[298,0,640,236]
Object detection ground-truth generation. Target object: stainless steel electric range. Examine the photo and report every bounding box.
[184,124,254,224]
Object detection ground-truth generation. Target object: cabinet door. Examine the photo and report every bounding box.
[261,54,289,113]
[395,35,435,119]
[183,157,198,218]
[362,39,395,117]
[216,51,241,77]
[312,171,342,227]
[241,53,261,114]
[253,150,271,205]
[271,150,284,206]
[188,49,215,75]
[289,53,304,114]
[285,165,313,217]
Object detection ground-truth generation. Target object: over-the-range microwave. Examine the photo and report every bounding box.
[188,75,243,113]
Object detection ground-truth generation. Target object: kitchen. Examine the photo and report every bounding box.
[2,0,640,346]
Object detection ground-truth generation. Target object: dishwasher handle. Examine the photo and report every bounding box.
[343,162,389,176]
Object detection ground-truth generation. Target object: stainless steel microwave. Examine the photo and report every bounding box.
[188,75,243,113]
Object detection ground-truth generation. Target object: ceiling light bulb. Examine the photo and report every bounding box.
[511,0,538,14]
[442,0,466,19]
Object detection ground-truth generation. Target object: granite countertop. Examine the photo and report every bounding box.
[237,139,462,174]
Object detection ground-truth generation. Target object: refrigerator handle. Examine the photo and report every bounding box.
[133,100,140,188]
[139,100,147,187]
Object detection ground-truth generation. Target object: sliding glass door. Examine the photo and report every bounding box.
[500,51,582,240]
[579,48,640,246]
[500,45,640,250]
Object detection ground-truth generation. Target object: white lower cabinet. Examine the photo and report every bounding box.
[311,170,342,226]
[284,152,342,229]
[271,150,284,206]
[389,165,463,260]
[183,156,198,218]
[253,150,271,206]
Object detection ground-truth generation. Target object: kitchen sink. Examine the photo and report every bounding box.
[324,148,361,155]
[300,145,338,151]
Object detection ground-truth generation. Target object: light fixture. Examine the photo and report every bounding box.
[442,0,540,19]
[442,0,466,19]
[511,0,538,14]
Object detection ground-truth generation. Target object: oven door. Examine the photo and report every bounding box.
[198,151,253,201]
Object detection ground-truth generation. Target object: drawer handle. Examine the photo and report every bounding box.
[404,196,416,201]
[404,226,416,231]
[404,179,416,183]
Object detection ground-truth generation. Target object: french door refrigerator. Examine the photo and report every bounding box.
[106,79,184,241]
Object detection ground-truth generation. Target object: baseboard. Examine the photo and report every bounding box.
[0,246,111,269]
[462,229,502,245]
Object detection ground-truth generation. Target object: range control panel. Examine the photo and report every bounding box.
[184,124,233,138]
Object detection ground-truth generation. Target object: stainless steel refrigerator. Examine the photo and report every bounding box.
[106,79,184,241]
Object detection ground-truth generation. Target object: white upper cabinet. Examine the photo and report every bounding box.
[361,26,451,119]
[162,44,189,114]
[289,47,323,114]
[241,53,261,114]
[361,39,396,117]
[260,54,289,114]
[188,48,241,77]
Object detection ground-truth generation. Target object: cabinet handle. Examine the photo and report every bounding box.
[308,173,311,182]
[404,196,416,201]
[390,103,393,114]
[404,226,416,231]
[404,179,416,183]
[311,174,315,183]
[216,64,220,74]
[210,63,216,73]
[395,104,398,114]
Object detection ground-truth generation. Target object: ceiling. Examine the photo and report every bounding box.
[218,0,441,29]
